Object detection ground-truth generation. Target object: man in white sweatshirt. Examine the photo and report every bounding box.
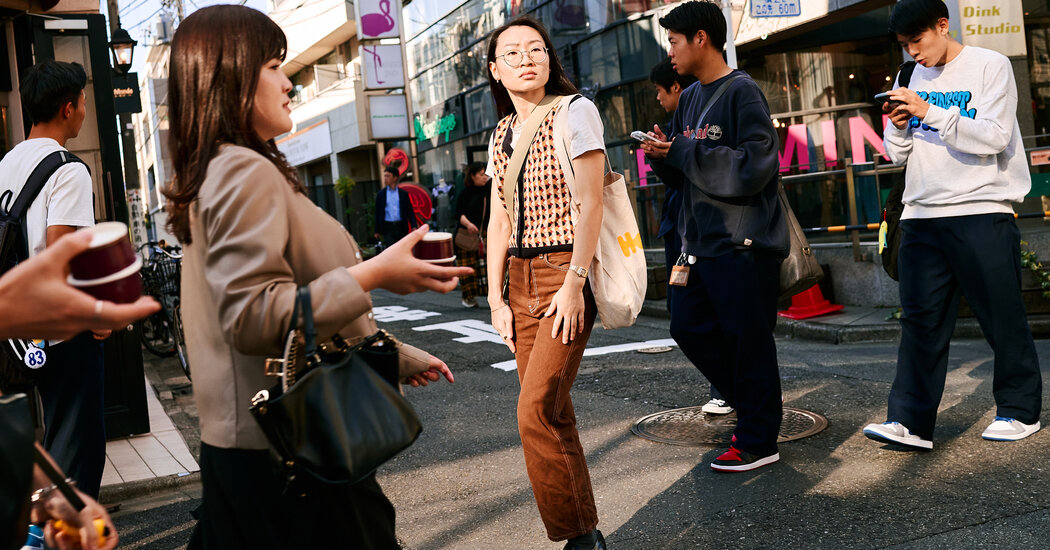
[863,0,1042,450]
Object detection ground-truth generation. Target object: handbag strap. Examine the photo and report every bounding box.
[501,94,561,228]
[694,74,745,131]
[295,287,318,357]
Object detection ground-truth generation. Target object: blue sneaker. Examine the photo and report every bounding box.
[21,524,44,549]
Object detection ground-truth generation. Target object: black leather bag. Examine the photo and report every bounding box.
[249,288,421,487]
[878,61,917,282]
[1,393,35,550]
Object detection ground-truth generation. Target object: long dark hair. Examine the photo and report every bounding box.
[486,16,578,119]
[164,5,304,243]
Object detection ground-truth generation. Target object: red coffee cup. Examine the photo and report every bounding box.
[413,231,455,266]
[67,222,143,304]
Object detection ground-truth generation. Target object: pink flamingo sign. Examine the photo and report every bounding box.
[357,0,400,39]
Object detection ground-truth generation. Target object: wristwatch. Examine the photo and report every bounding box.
[568,264,588,278]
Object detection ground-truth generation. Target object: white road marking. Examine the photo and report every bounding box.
[412,319,502,344]
[373,305,442,323]
[489,338,678,371]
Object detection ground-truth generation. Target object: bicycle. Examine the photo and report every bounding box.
[139,242,189,379]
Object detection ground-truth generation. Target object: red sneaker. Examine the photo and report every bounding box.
[710,445,780,472]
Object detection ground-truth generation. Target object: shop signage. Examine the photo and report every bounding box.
[957,0,1026,56]
[415,114,457,143]
[413,96,465,151]
[751,0,801,18]
[355,0,401,40]
[112,72,141,114]
[361,44,405,89]
[1031,148,1050,167]
[736,0,831,44]
[276,120,333,167]
[368,94,410,139]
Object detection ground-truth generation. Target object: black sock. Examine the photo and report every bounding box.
[568,531,598,548]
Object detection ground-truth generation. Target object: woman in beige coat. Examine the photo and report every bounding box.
[164,7,471,549]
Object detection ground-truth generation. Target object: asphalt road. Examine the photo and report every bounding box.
[114,288,1050,549]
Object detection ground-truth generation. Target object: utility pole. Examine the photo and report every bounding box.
[723,0,738,69]
[104,0,141,199]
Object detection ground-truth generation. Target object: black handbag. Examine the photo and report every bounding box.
[249,288,422,487]
[1,393,35,550]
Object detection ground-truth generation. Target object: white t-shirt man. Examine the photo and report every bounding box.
[0,137,94,257]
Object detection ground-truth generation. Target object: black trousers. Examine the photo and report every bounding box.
[379,220,409,246]
[890,214,1042,439]
[664,232,724,402]
[668,249,783,456]
[35,332,105,499]
[189,443,397,550]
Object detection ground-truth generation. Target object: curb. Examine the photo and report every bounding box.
[99,471,200,505]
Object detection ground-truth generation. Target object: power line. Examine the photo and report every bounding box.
[119,0,151,17]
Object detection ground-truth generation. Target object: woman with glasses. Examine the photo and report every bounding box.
[485,16,609,550]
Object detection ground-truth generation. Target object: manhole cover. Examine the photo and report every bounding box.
[631,406,828,446]
[637,346,673,354]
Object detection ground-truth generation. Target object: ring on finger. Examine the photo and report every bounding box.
[94,300,103,321]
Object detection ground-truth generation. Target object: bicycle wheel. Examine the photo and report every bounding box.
[172,304,190,380]
[141,311,176,357]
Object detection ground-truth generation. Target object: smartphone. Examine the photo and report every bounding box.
[631,130,658,142]
[874,92,904,108]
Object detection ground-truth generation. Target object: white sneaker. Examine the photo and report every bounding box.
[981,417,1041,441]
[701,398,734,415]
[863,421,933,450]
[461,298,478,308]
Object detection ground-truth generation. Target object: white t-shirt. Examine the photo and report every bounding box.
[485,97,605,178]
[0,138,94,257]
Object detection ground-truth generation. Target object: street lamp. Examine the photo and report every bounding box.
[109,27,136,74]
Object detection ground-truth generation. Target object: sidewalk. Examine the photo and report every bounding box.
[642,297,1050,344]
[98,363,201,504]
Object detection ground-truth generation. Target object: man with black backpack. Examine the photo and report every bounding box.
[863,0,1042,450]
[0,60,105,498]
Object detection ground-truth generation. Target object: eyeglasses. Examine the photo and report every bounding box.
[496,47,549,68]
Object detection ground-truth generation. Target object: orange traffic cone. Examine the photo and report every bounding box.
[778,284,844,320]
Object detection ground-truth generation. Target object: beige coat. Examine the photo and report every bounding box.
[182,145,429,450]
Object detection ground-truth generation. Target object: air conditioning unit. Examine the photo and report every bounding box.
[155,15,174,44]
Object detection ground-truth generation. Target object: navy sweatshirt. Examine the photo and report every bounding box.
[651,70,788,259]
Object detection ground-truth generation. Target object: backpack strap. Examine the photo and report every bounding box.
[896,61,917,89]
[6,151,88,219]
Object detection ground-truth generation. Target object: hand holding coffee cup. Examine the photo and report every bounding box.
[67,222,143,304]
[412,231,456,267]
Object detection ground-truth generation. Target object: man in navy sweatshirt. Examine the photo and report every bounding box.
[642,0,787,472]
[863,0,1041,450]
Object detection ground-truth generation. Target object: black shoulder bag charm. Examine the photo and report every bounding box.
[249,288,422,488]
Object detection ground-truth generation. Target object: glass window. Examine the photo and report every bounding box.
[616,19,665,83]
[465,87,497,136]
[576,30,620,90]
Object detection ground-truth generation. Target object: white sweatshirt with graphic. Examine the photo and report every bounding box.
[883,45,1030,220]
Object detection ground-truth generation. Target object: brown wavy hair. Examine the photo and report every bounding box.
[164,5,304,243]
[486,16,578,119]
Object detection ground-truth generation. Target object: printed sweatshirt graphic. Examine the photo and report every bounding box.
[883,46,1030,220]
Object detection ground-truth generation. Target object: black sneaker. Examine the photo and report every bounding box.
[563,530,606,550]
[710,445,780,472]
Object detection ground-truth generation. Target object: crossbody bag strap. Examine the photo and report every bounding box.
[501,94,562,226]
[694,74,745,131]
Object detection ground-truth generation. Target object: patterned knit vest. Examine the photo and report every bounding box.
[490,105,574,253]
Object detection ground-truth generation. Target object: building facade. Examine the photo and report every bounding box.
[403,0,1050,247]
[269,0,414,240]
